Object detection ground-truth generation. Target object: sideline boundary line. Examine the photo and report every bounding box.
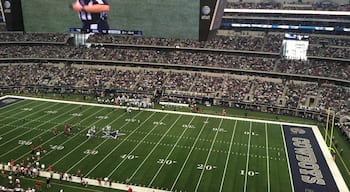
[280,124,295,192]
[265,123,270,192]
[2,95,349,192]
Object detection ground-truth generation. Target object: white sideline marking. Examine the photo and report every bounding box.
[265,123,270,192]
[0,103,74,158]
[3,95,349,192]
[1,164,170,192]
[311,126,349,192]
[0,97,28,111]
[0,102,49,134]
[219,120,237,192]
[243,122,252,192]
[194,118,223,192]
[3,95,316,127]
[0,101,54,137]
[280,124,295,192]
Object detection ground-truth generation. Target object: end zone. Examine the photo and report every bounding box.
[0,97,23,108]
[282,125,349,192]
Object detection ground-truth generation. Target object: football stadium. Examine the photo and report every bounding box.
[0,0,349,192]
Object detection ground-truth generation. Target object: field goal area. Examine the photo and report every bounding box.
[0,95,348,192]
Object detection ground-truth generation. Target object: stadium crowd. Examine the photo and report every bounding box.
[0,63,349,141]
[1,32,350,59]
[1,44,349,80]
[226,1,349,11]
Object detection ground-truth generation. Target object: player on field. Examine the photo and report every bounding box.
[71,0,110,32]
[64,122,72,136]
[53,127,58,135]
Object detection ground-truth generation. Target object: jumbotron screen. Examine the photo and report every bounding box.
[20,0,198,39]
[281,33,309,61]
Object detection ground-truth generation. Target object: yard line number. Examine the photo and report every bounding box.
[71,113,83,117]
[244,131,259,136]
[18,140,32,145]
[84,149,98,155]
[45,110,58,114]
[21,108,32,111]
[96,115,108,119]
[50,145,64,150]
[212,127,227,132]
[125,118,136,122]
[240,170,259,176]
[182,124,195,129]
[153,121,166,125]
[120,154,139,160]
[157,159,177,165]
[197,164,217,170]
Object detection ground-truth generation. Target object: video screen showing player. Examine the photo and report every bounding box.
[71,0,110,32]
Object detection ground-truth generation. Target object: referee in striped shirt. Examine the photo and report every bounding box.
[72,0,110,32]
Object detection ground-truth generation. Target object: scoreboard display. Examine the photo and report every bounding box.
[10,0,198,39]
[281,33,309,61]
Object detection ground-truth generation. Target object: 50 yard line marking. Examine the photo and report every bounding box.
[170,117,209,191]
[85,112,157,176]
[51,108,119,167]
[243,121,252,192]
[219,120,237,192]
[64,110,139,173]
[265,123,270,192]
[194,118,223,192]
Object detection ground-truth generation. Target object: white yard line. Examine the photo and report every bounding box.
[0,99,34,116]
[219,120,237,192]
[4,95,349,192]
[280,124,295,192]
[127,115,183,182]
[51,109,121,167]
[0,97,28,111]
[194,118,224,192]
[0,101,54,134]
[85,112,156,176]
[0,103,50,132]
[243,121,252,192]
[0,103,79,157]
[5,95,316,128]
[64,111,142,173]
[148,116,196,187]
[170,117,209,191]
[106,114,169,178]
[14,105,98,162]
[311,126,349,192]
[265,123,270,192]
[1,163,171,192]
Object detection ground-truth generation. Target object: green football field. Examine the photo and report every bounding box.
[0,96,345,192]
